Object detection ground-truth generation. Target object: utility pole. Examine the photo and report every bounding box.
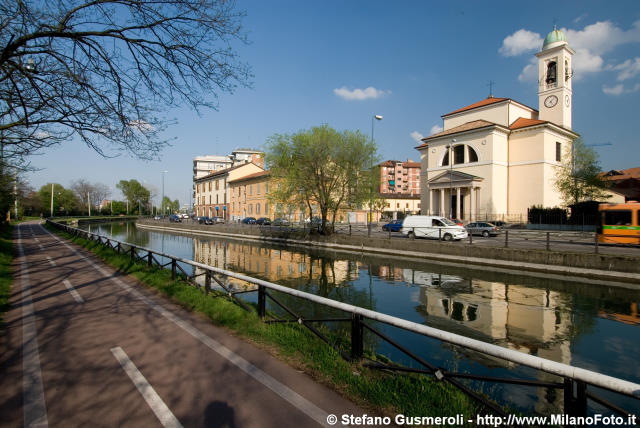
[50,183,54,217]
[87,192,91,216]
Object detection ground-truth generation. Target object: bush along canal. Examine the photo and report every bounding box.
[73,220,640,418]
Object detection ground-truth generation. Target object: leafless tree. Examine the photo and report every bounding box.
[71,178,110,212]
[0,0,251,163]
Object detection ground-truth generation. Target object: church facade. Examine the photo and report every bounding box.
[416,28,582,220]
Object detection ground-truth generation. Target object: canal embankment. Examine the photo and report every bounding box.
[135,220,640,286]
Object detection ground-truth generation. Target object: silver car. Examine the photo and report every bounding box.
[465,222,500,237]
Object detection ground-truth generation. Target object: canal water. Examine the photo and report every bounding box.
[81,221,640,416]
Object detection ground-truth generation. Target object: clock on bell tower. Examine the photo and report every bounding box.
[536,26,574,129]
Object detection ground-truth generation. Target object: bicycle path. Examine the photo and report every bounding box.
[0,222,362,427]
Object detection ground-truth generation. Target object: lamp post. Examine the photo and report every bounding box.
[446,139,456,218]
[369,115,383,236]
[161,170,168,216]
[50,183,54,217]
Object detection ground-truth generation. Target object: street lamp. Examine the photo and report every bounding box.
[446,139,456,218]
[161,170,168,216]
[369,115,383,235]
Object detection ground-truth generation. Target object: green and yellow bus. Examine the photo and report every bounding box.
[597,202,640,244]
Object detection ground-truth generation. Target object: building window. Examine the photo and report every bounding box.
[468,146,478,163]
[215,180,219,190]
[256,204,261,214]
[546,60,557,85]
[442,150,449,166]
[265,202,269,214]
[265,182,269,193]
[257,183,260,194]
[556,142,562,162]
[249,204,253,214]
[454,145,465,164]
[208,182,212,191]
[249,185,252,195]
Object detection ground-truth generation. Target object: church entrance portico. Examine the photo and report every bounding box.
[427,171,483,221]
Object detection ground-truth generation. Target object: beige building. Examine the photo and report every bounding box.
[417,27,582,220]
[194,162,263,219]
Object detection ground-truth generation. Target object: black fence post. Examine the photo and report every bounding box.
[147,251,152,267]
[505,230,509,248]
[171,259,177,280]
[205,271,211,294]
[130,246,135,261]
[350,313,364,361]
[349,225,352,236]
[258,285,266,319]
[563,378,587,422]
[546,232,550,251]
[594,232,599,254]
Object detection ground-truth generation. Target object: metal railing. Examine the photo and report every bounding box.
[48,220,640,419]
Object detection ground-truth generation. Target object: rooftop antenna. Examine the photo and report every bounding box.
[487,80,495,98]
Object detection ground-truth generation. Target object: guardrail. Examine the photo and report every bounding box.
[48,219,640,419]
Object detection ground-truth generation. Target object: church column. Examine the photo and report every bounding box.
[470,186,476,221]
[456,187,461,219]
[440,189,445,217]
[429,189,433,215]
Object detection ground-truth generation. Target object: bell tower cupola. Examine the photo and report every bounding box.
[536,26,574,129]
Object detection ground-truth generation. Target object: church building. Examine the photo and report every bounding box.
[416,27,581,220]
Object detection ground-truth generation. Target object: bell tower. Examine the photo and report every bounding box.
[536,26,574,129]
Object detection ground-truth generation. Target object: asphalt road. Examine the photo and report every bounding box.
[0,222,362,427]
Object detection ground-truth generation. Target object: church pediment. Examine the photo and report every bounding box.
[428,170,483,185]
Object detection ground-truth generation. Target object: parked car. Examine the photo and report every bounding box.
[272,218,290,226]
[256,217,271,225]
[153,215,162,220]
[180,213,189,219]
[169,214,181,223]
[212,216,225,224]
[241,217,257,224]
[198,216,213,225]
[465,222,500,237]
[401,215,468,241]
[382,219,403,232]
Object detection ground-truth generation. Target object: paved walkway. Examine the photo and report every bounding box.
[0,222,361,427]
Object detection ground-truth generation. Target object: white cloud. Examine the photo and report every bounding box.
[602,82,640,96]
[518,58,538,82]
[609,58,640,81]
[410,131,424,142]
[499,29,543,57]
[333,86,390,101]
[429,125,443,135]
[602,84,624,95]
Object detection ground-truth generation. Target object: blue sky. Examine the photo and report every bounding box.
[27,0,640,207]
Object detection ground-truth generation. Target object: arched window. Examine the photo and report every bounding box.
[468,146,478,163]
[442,150,449,166]
[565,59,570,81]
[546,61,557,84]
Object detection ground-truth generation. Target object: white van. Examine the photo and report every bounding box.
[401,215,468,241]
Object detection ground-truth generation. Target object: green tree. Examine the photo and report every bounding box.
[116,180,150,212]
[1,0,250,163]
[38,183,77,216]
[265,124,378,233]
[161,197,180,214]
[554,138,610,206]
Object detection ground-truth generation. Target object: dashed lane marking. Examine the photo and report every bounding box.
[63,280,84,303]
[111,347,183,428]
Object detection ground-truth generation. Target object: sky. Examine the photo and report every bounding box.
[26,0,640,208]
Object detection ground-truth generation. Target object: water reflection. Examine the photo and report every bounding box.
[80,222,640,414]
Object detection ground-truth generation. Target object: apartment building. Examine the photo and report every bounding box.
[379,160,421,195]
[194,162,263,219]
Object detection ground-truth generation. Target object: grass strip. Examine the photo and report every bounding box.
[0,223,13,327]
[49,224,487,422]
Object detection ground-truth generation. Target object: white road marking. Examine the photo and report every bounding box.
[46,256,56,267]
[38,244,44,250]
[111,347,183,428]
[63,280,84,303]
[17,226,49,427]
[43,225,331,427]
[34,237,40,242]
